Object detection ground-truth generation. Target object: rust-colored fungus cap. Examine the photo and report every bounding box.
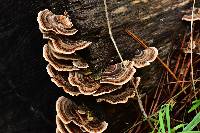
[68,71,101,95]
[37,9,78,35]
[45,35,91,54]
[182,8,200,21]
[132,47,158,68]
[47,64,81,96]
[97,77,140,104]
[56,96,108,133]
[43,44,80,71]
[100,60,136,85]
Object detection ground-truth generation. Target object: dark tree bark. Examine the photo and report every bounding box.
[0,0,199,133]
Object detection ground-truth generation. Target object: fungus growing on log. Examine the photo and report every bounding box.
[43,44,80,71]
[72,59,89,69]
[37,8,159,132]
[132,47,158,68]
[92,84,122,96]
[47,64,81,96]
[100,60,136,85]
[56,96,108,133]
[182,8,200,21]
[68,71,101,95]
[44,34,91,54]
[97,77,140,104]
[37,9,78,35]
[56,115,84,133]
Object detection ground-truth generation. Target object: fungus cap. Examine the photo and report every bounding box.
[43,44,80,71]
[132,47,158,68]
[68,71,101,95]
[100,60,136,85]
[56,96,108,133]
[46,64,81,96]
[97,77,140,104]
[37,9,78,35]
[44,34,91,54]
[182,8,200,21]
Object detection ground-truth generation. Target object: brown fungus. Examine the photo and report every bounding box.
[97,77,140,104]
[92,84,122,96]
[100,60,136,85]
[56,115,84,133]
[56,96,108,133]
[43,43,80,71]
[183,40,200,55]
[182,8,200,21]
[44,34,91,55]
[68,71,101,95]
[37,9,78,35]
[132,47,158,68]
[46,64,81,96]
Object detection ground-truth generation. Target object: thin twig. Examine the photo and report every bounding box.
[190,0,196,91]
[133,81,154,129]
[103,0,125,66]
[125,30,178,81]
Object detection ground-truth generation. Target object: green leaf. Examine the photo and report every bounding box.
[192,99,200,104]
[171,124,186,132]
[159,111,166,133]
[165,104,171,133]
[188,100,200,113]
[178,131,200,133]
[182,112,200,131]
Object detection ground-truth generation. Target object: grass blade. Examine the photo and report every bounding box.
[159,110,166,133]
[182,112,200,131]
[188,101,200,113]
[165,104,171,133]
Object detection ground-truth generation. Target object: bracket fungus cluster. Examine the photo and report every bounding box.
[37,9,158,132]
[56,96,108,133]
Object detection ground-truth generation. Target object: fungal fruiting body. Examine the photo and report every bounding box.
[37,8,158,133]
[182,8,200,21]
[182,8,200,55]
[56,96,108,133]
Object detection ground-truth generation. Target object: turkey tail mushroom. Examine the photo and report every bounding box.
[56,96,108,133]
[97,77,140,104]
[132,47,158,68]
[100,60,136,85]
[182,8,200,21]
[37,9,78,35]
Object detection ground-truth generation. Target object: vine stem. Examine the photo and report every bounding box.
[103,0,125,66]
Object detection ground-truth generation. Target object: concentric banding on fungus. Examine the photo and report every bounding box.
[56,96,108,133]
[56,115,68,133]
[46,64,81,96]
[92,84,122,96]
[182,8,200,21]
[132,47,158,68]
[37,9,78,35]
[100,60,136,85]
[68,71,101,95]
[43,44,80,71]
[45,35,91,54]
[97,77,140,104]
[72,60,89,69]
[50,48,80,61]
